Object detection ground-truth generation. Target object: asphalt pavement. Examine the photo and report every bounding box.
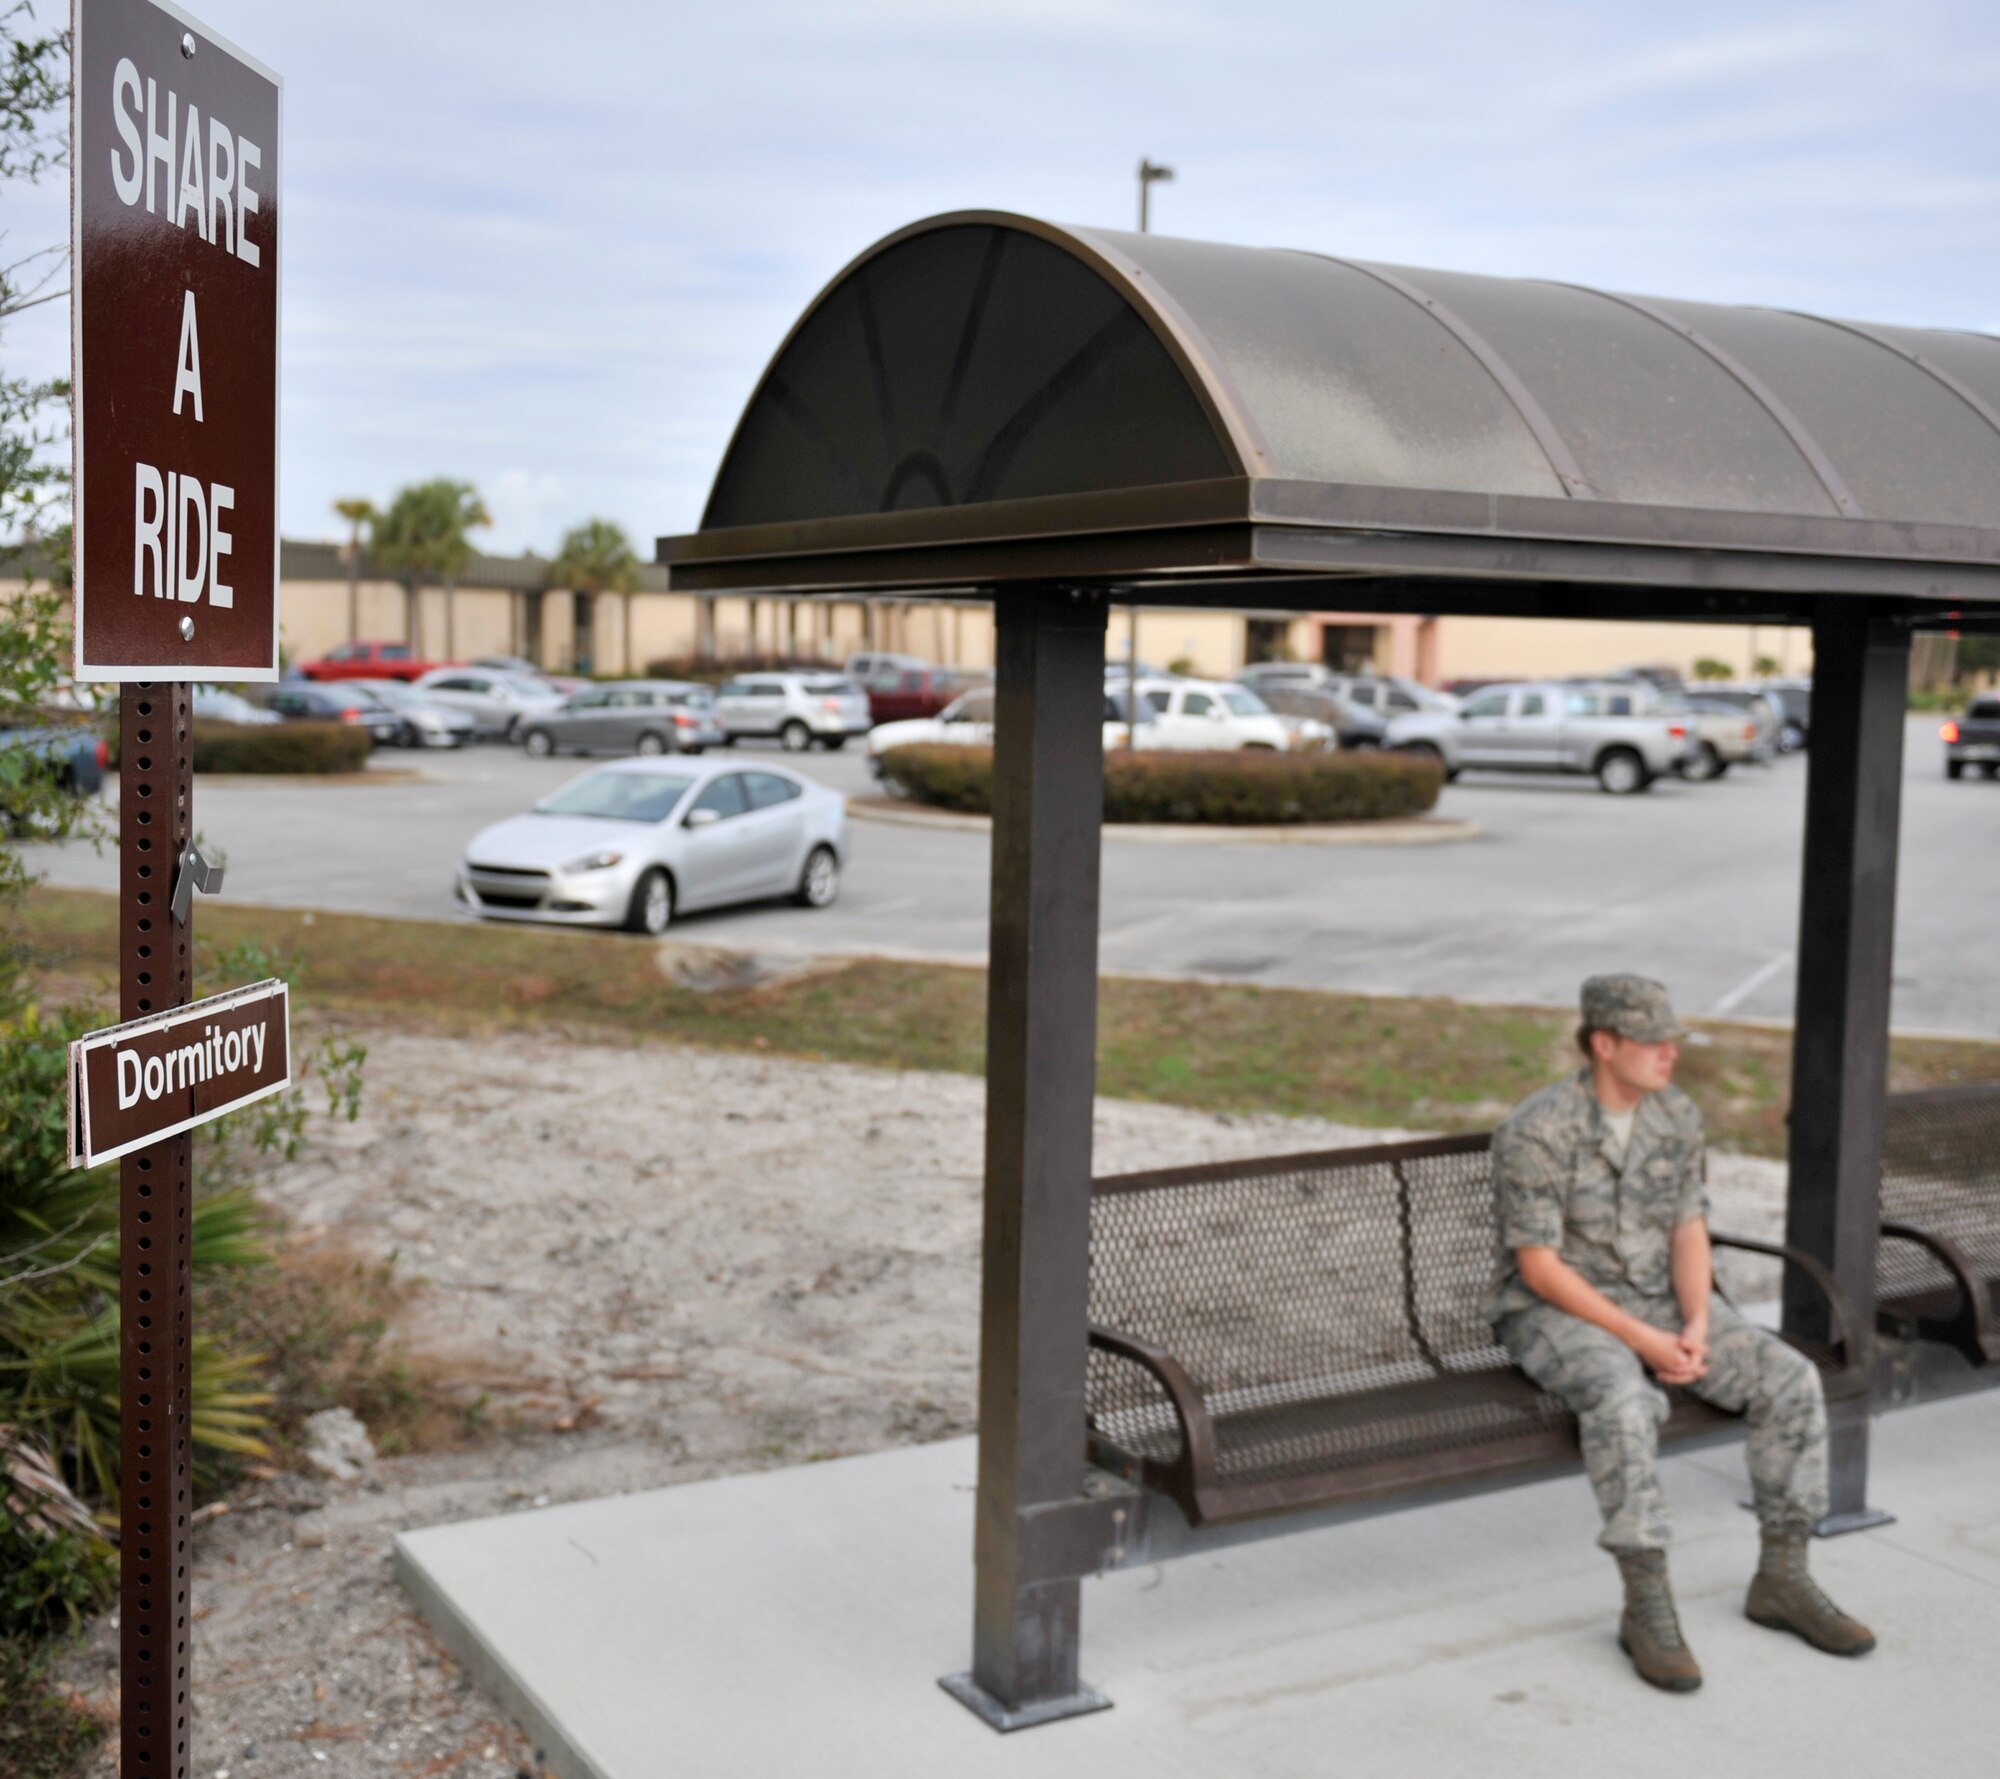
[23,717,1998,1036]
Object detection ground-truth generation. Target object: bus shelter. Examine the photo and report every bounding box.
[659,213,2000,1730]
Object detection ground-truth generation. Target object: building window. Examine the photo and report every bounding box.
[1320,623,1380,673]
[1245,618,1291,665]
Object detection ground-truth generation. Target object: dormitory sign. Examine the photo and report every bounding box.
[68,979,291,1168]
[72,0,282,680]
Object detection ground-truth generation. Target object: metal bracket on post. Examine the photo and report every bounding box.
[170,844,223,927]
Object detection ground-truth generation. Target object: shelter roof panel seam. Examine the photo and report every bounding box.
[1550,284,1864,519]
[1780,311,2000,447]
[1299,254,1601,502]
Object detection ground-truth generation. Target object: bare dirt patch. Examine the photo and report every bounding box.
[54,1026,1789,1778]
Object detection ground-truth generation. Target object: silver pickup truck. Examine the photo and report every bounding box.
[1385,681,1693,793]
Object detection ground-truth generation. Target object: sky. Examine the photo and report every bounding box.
[9,0,2000,557]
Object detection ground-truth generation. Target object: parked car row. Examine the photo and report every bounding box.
[262,679,479,748]
[289,642,1821,796]
[864,675,1310,777]
[1238,663,1458,718]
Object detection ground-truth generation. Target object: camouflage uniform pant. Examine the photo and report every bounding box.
[1496,1291,1828,1554]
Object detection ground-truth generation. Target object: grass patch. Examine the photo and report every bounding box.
[0,1636,106,1779]
[202,1227,503,1461]
[21,886,2000,1158]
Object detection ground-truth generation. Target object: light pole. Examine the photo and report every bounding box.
[1124,158,1177,744]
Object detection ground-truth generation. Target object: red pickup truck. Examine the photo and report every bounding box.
[298,641,440,683]
[866,667,986,724]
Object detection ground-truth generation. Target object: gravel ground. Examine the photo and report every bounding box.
[53,1029,1789,1778]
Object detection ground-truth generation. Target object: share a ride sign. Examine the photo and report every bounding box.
[69,979,291,1168]
[72,0,282,681]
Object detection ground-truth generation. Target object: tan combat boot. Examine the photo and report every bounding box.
[1616,1551,1703,1692]
[1745,1529,1876,1656]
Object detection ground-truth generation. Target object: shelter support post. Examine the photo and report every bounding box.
[120,685,197,1779]
[1783,605,1907,1535]
[943,585,1115,1731]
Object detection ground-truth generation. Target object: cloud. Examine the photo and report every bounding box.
[10,0,2000,554]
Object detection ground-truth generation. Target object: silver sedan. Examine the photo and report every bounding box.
[347,678,478,748]
[458,757,847,935]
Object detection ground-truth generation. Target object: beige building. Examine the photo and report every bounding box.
[261,541,1811,686]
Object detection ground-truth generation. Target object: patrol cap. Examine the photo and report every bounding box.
[1580,973,1689,1043]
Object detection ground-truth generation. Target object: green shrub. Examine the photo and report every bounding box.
[642,652,829,686]
[194,719,372,774]
[876,745,994,814]
[1908,687,1967,713]
[0,1513,116,1641]
[877,745,1444,824]
[107,720,372,774]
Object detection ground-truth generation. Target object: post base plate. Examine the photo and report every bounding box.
[938,1671,1112,1732]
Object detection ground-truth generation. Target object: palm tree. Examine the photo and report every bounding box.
[332,497,377,644]
[550,519,641,674]
[368,481,490,658]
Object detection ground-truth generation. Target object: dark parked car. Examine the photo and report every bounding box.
[1760,681,1811,751]
[1944,695,2000,780]
[1254,684,1390,749]
[0,721,107,833]
[517,681,726,758]
[267,683,405,748]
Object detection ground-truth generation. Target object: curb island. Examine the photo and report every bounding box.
[847,794,1478,848]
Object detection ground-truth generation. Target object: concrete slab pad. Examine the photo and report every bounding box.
[397,1395,2000,1779]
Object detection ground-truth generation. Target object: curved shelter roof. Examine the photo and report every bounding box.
[661,212,2000,622]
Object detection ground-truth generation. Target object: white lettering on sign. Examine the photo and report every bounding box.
[114,1020,267,1110]
[173,289,204,420]
[109,56,263,264]
[131,463,235,607]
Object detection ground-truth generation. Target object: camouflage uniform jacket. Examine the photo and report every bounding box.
[1483,1068,1708,1323]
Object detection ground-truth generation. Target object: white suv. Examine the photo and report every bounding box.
[714,673,874,752]
[1114,678,1292,751]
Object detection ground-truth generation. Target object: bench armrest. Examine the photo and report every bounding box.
[1708,1229,1861,1366]
[1880,1219,1998,1359]
[1088,1325,1220,1495]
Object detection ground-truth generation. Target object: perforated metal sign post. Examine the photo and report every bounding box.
[69,7,281,1777]
[72,0,281,682]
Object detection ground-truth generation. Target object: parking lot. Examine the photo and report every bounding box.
[23,716,1996,1036]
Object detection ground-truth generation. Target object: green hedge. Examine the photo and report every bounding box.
[108,720,372,774]
[877,744,1443,824]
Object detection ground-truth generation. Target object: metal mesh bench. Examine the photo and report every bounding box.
[1878,1083,2000,1366]
[1087,1132,1862,1527]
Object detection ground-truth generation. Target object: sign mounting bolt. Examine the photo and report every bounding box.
[181,32,195,57]
[179,616,195,642]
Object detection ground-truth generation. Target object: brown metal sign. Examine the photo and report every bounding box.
[68,978,290,1168]
[72,0,282,681]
